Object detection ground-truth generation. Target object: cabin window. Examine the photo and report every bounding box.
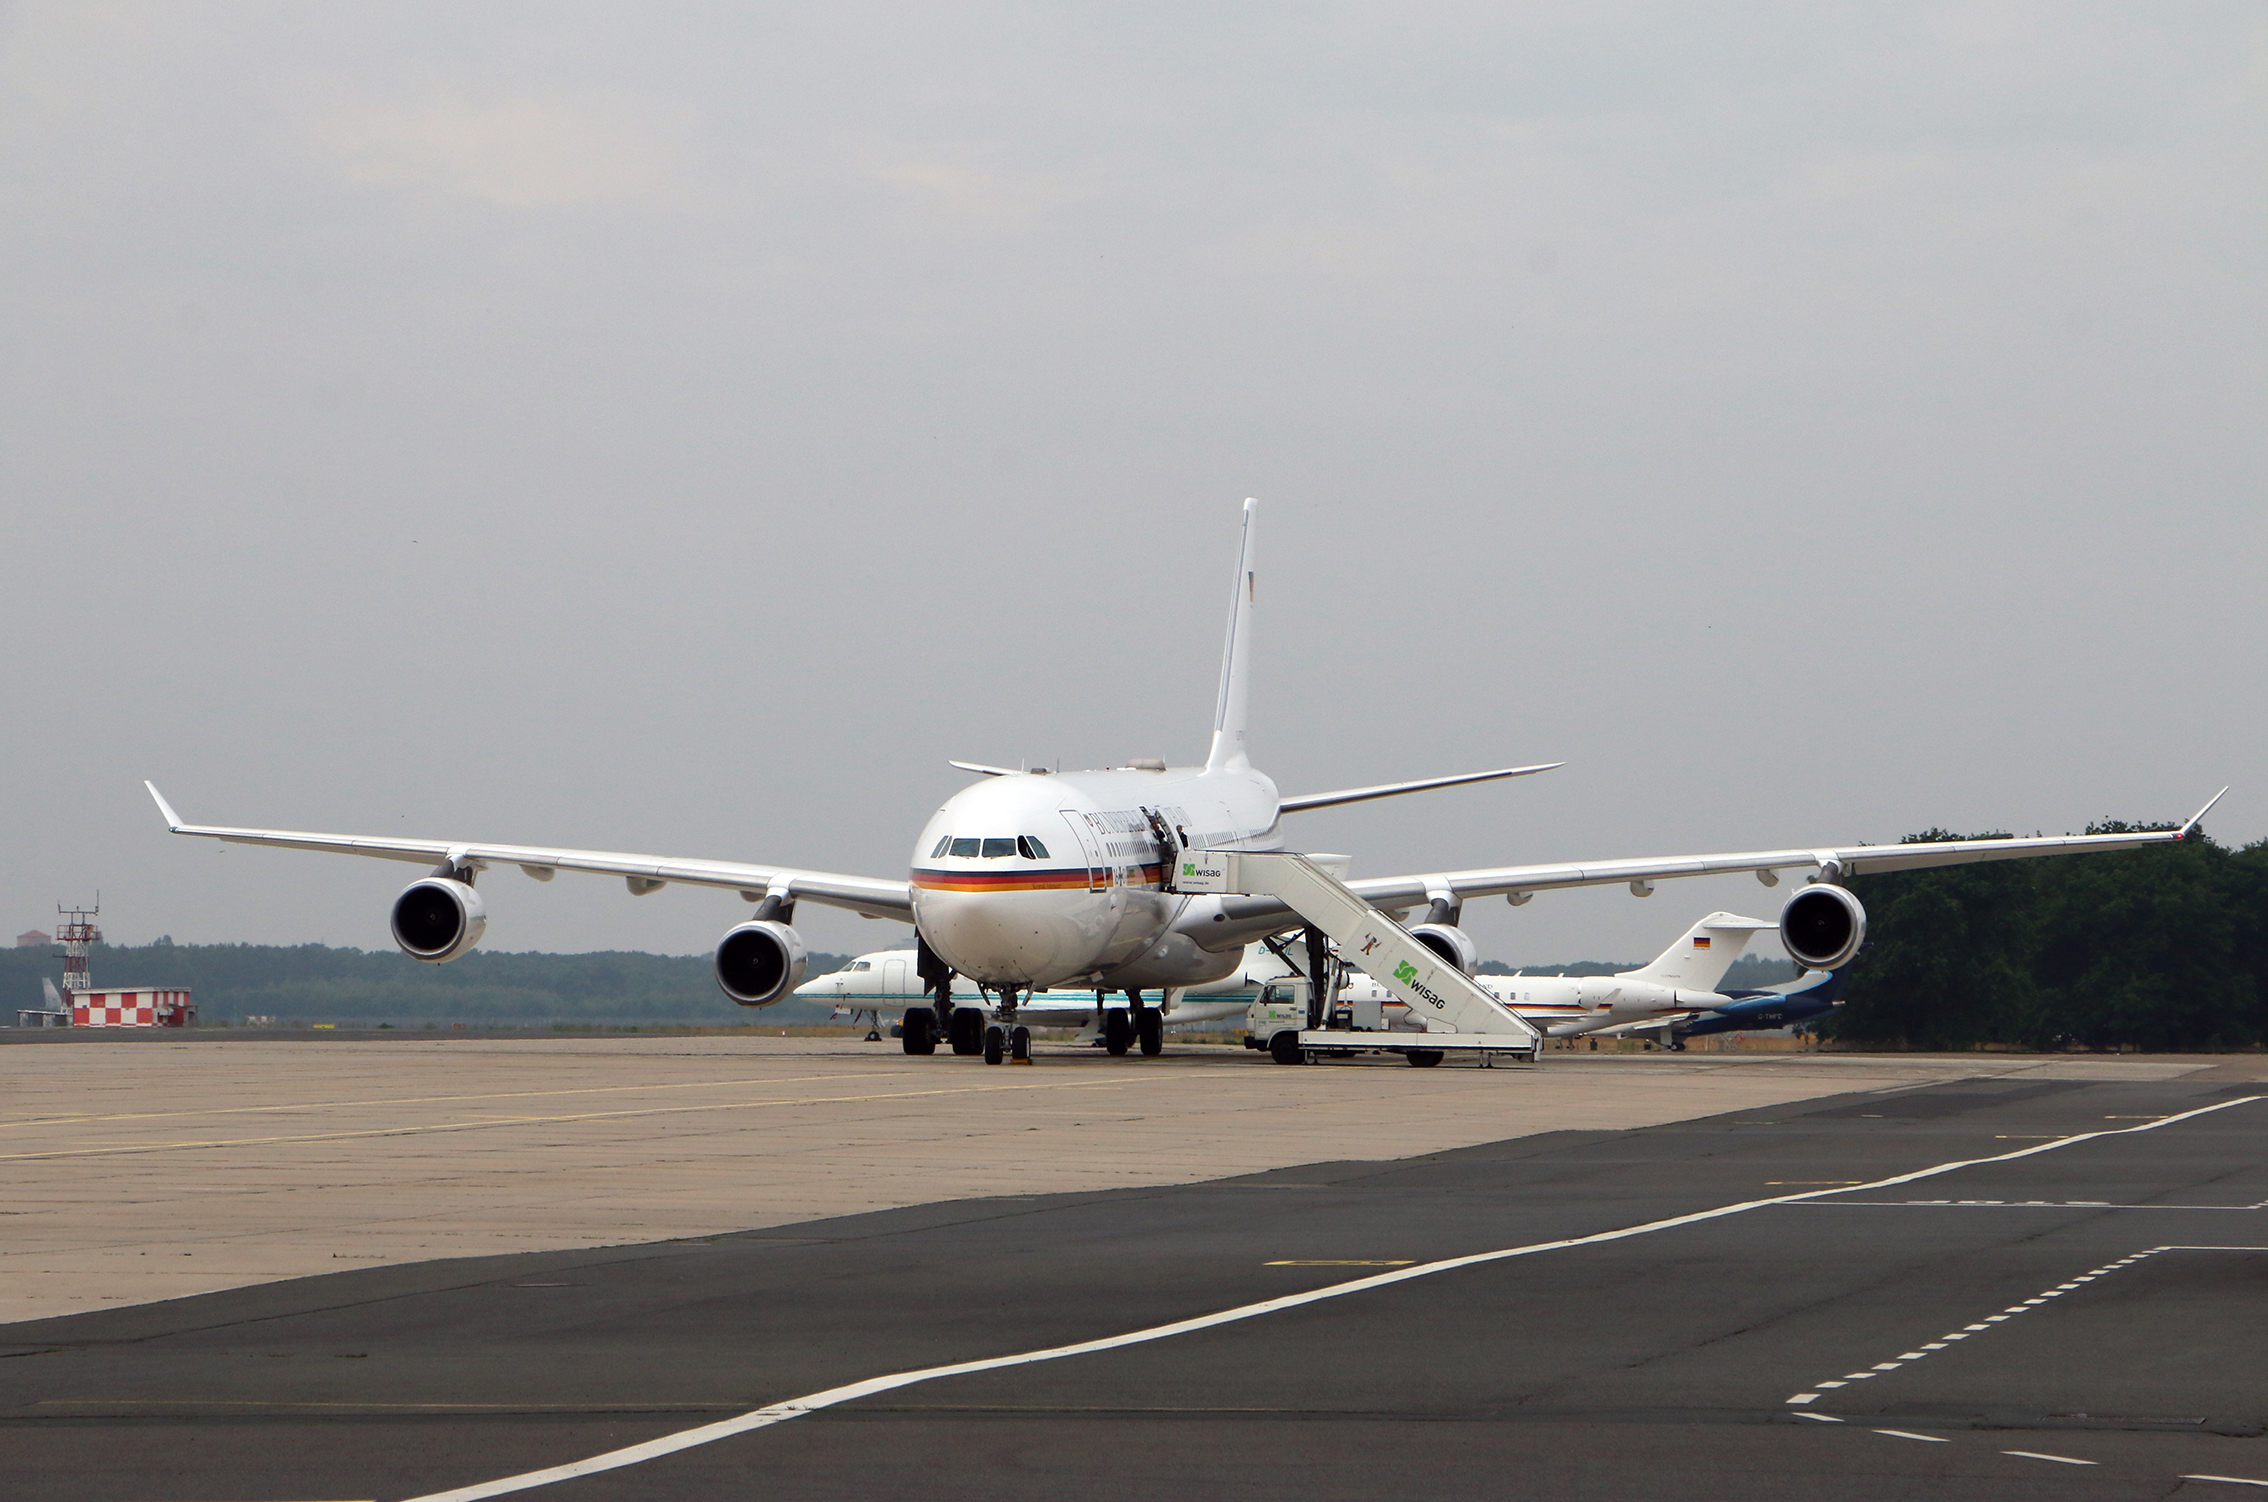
[930,836,951,859]
[1017,835,1051,860]
[948,837,980,858]
[980,837,1017,859]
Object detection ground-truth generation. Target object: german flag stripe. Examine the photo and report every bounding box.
[910,864,1163,894]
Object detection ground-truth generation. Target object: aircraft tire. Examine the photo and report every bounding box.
[1010,1026,1031,1062]
[901,1008,936,1056]
[950,1007,984,1055]
[983,1025,1005,1066]
[1268,1030,1304,1066]
[1103,1009,1132,1056]
[1404,1049,1444,1068]
[1137,1010,1164,1057]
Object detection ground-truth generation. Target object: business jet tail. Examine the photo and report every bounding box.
[1204,499,1259,773]
[1624,913,1777,990]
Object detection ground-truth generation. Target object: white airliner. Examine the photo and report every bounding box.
[794,945,1277,1054]
[144,500,2223,1066]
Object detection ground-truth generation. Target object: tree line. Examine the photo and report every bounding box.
[1823,822,2267,1051]
[0,940,854,1025]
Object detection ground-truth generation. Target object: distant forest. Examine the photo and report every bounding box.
[1825,822,2267,1051]
[0,941,856,1026]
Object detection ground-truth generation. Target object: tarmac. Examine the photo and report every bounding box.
[1,1036,2261,1500]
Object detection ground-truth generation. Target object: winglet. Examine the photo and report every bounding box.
[144,780,186,831]
[948,761,1016,778]
[2177,787,2229,839]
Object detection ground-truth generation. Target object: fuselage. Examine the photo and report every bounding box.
[1338,970,1733,1038]
[794,943,1287,1030]
[908,762,1281,991]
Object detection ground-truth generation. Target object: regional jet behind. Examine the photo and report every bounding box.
[145,500,2224,1065]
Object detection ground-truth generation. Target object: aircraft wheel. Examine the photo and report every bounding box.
[1137,1009,1164,1057]
[901,1008,936,1056]
[1268,1031,1304,1066]
[1103,1009,1132,1056]
[950,1007,985,1055]
[865,1029,881,1043]
[983,1025,1005,1066]
[1404,1049,1444,1068]
[1010,1026,1031,1062]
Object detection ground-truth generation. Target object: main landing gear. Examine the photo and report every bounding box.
[1102,992,1165,1057]
[900,1007,936,1055]
[949,1006,985,1055]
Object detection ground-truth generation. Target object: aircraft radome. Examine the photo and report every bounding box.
[145,500,2225,1066]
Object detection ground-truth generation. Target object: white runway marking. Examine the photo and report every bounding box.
[2003,1450,2097,1465]
[1874,1429,1949,1443]
[397,1094,2261,1502]
[2184,1476,2268,1487]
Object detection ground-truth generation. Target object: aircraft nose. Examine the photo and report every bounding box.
[917,889,1108,987]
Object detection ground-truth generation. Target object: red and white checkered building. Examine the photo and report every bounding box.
[72,989,195,1028]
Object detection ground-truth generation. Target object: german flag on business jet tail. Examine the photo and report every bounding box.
[1693,936,1711,949]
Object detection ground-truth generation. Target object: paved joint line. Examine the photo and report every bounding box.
[0,1074,1198,1163]
[393,1093,2263,1502]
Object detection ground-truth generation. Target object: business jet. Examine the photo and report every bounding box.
[1335,911,1781,1042]
[143,500,2224,1066]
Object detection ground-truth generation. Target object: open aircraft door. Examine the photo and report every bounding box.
[1060,809,1109,893]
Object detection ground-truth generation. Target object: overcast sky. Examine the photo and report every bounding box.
[3,3,2261,976]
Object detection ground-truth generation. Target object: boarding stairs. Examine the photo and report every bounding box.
[1178,851,1541,1060]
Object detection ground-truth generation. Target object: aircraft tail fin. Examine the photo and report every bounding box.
[42,977,63,1008]
[1204,499,1259,773]
[1625,913,1775,989]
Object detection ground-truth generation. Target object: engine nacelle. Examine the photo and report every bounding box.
[391,878,487,963]
[1407,923,1480,976]
[1781,884,1866,970]
[715,920,808,1007]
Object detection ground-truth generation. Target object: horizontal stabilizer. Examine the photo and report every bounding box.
[1281,762,1563,814]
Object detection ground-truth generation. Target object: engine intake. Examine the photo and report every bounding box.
[715,920,808,1006]
[1781,884,1866,970]
[391,878,486,963]
[1407,923,1479,976]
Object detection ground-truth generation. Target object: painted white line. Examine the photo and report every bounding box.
[1783,1246,2175,1404]
[1795,1412,1843,1423]
[2183,1476,2268,1487]
[400,1094,2262,1502]
[1875,1429,1949,1443]
[2003,1450,2096,1465]
[1787,1393,1818,1404]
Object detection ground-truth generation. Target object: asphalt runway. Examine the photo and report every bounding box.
[4,1065,2262,1501]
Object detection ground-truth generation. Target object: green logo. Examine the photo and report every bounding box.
[1183,862,1195,875]
[1393,960,1417,983]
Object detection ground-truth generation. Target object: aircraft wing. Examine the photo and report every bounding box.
[1343,789,2228,911]
[143,783,914,921]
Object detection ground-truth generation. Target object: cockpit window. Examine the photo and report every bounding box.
[948,837,980,858]
[851,960,871,971]
[1017,835,1050,860]
[930,836,951,859]
[980,837,1016,859]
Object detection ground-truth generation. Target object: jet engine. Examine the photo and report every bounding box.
[1407,923,1480,976]
[1780,884,1866,970]
[391,878,486,963]
[715,920,808,1007]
